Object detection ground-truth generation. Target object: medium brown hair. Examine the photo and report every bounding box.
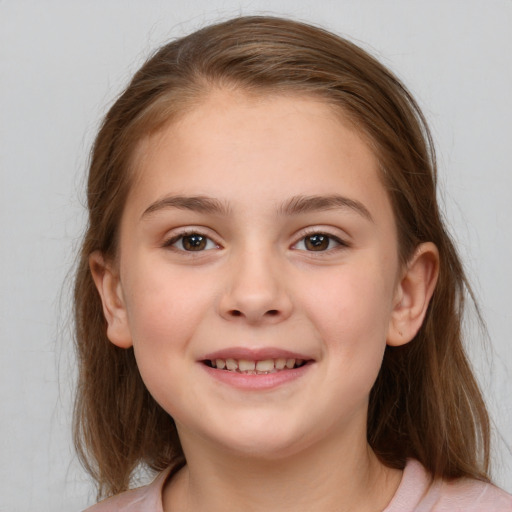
[73,16,490,498]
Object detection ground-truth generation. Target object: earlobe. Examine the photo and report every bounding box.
[387,242,439,347]
[89,251,133,349]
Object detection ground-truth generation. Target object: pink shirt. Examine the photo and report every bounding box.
[85,459,512,511]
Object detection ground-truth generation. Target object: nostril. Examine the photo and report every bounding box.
[230,310,242,317]
[266,310,279,316]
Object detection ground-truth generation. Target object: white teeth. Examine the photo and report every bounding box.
[255,359,275,372]
[275,358,286,370]
[226,358,237,371]
[209,357,307,372]
[238,359,256,371]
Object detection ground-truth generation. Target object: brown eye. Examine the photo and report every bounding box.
[304,234,330,251]
[168,233,218,251]
[292,233,344,252]
[182,234,207,251]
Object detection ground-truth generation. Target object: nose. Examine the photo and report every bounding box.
[218,249,293,325]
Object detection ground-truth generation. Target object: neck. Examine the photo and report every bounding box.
[163,428,402,512]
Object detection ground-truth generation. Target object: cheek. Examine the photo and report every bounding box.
[123,257,213,333]
[121,262,216,379]
[300,262,395,373]
[307,261,393,328]
[122,281,210,417]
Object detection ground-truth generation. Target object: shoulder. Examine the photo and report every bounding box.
[432,476,512,512]
[83,486,150,512]
[385,459,512,512]
[82,468,171,512]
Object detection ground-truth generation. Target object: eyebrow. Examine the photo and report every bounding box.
[141,193,373,222]
[142,195,231,219]
[279,194,374,222]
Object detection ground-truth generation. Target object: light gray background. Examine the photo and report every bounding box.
[1,1,511,510]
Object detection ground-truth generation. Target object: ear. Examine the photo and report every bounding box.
[89,251,133,348]
[387,242,439,346]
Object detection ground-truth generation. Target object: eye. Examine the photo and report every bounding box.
[166,233,218,252]
[293,233,343,252]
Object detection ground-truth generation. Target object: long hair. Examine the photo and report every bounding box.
[73,16,490,498]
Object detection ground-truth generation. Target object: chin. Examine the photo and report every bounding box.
[207,420,317,461]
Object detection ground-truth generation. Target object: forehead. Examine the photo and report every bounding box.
[127,90,391,221]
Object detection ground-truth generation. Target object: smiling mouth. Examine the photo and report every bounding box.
[203,358,310,375]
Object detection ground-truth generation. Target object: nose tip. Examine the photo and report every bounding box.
[218,256,292,325]
[226,307,282,323]
[222,296,291,325]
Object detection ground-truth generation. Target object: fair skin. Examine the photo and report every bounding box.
[91,90,439,512]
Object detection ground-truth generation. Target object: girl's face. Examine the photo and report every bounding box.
[98,90,411,459]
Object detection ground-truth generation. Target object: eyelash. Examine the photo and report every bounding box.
[163,229,348,253]
[291,231,348,253]
[163,230,220,252]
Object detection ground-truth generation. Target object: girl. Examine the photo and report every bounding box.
[74,16,512,511]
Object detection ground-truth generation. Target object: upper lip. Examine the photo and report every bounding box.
[201,346,314,361]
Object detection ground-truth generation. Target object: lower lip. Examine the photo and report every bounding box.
[200,363,312,390]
